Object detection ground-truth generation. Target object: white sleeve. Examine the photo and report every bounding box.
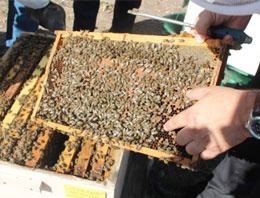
[192,0,260,15]
[17,0,50,9]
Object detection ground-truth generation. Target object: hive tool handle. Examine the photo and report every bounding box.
[128,10,253,44]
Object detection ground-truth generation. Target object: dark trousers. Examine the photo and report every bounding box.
[6,0,38,47]
[198,138,260,198]
[73,0,142,32]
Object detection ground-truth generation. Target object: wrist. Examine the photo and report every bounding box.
[243,90,259,138]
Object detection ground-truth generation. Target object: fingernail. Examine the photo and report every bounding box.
[190,29,195,36]
[186,90,191,96]
[223,35,233,42]
[164,123,169,131]
[195,35,205,43]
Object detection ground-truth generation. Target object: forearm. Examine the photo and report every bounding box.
[17,0,49,9]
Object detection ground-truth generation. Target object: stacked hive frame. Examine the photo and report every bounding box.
[0,33,127,194]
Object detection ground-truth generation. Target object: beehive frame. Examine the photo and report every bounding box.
[31,31,228,168]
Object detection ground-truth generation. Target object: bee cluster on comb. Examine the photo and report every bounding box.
[36,34,216,168]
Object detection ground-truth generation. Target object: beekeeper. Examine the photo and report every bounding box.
[6,0,65,47]
[18,0,65,31]
[164,1,260,197]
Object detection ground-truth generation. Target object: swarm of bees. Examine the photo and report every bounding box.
[36,35,216,158]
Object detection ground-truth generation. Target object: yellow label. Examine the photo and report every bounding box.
[64,184,106,198]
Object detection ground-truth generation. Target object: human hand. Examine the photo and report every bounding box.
[164,86,258,160]
[191,10,251,43]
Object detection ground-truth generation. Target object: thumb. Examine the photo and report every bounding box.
[192,10,215,42]
[195,10,215,36]
[186,87,211,100]
[200,148,219,160]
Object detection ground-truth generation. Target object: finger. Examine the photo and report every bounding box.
[223,34,233,42]
[175,128,194,146]
[185,140,205,155]
[195,10,215,37]
[194,33,208,43]
[200,148,219,160]
[190,24,209,43]
[190,29,196,36]
[186,87,212,100]
[164,110,188,131]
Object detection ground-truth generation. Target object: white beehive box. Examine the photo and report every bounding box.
[0,150,129,198]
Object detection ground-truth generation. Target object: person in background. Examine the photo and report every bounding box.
[73,0,142,32]
[6,0,38,47]
[6,0,65,47]
[164,0,260,197]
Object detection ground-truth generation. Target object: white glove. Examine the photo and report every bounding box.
[17,0,49,9]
